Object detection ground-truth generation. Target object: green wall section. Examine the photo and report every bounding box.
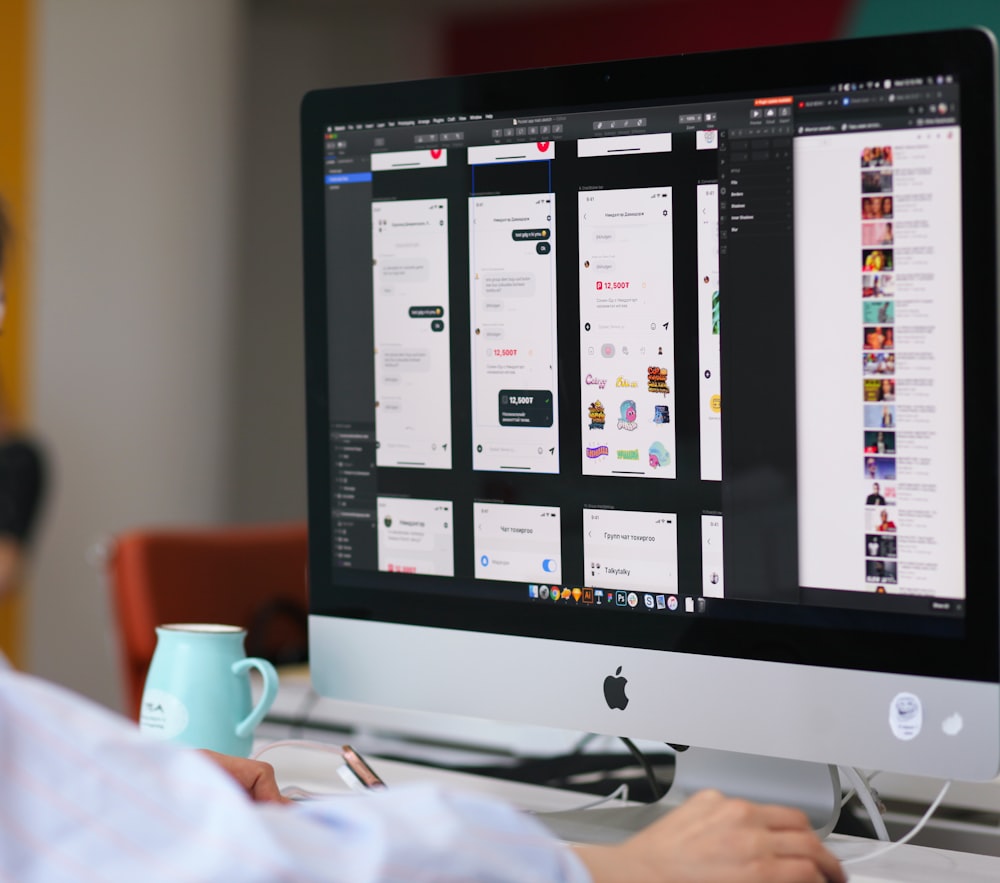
[848,0,1000,38]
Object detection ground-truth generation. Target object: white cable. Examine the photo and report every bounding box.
[527,782,630,816]
[841,767,889,841]
[252,738,347,763]
[842,780,951,867]
[574,782,630,810]
[839,767,878,808]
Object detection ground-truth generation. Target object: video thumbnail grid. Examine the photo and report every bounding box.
[860,145,897,592]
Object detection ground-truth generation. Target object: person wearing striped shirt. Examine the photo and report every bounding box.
[0,200,843,883]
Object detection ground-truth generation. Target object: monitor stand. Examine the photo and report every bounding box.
[535,747,842,844]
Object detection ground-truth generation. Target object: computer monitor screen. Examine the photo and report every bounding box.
[301,28,1000,800]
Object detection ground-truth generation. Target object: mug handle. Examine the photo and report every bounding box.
[232,657,280,740]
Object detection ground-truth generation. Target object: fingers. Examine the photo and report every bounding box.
[768,831,846,883]
[198,749,292,804]
[680,791,846,883]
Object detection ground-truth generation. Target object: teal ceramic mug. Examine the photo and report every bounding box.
[138,623,279,757]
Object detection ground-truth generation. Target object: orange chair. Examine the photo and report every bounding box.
[105,522,309,720]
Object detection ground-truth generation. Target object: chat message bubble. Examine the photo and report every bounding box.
[379,258,430,282]
[408,306,444,318]
[498,389,554,427]
[512,228,551,241]
[483,273,535,298]
[381,348,431,372]
[477,324,505,339]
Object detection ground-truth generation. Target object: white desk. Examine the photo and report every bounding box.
[256,741,1000,882]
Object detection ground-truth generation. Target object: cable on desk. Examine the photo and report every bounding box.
[841,779,951,867]
[619,737,664,801]
[840,767,889,842]
[568,782,630,810]
[454,747,674,803]
[523,782,632,816]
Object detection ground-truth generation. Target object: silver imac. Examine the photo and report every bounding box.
[301,28,1000,840]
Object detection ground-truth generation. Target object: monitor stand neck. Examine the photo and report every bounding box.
[535,747,842,845]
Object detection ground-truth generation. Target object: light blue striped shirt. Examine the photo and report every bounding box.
[0,664,590,882]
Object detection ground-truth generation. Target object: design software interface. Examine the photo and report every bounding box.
[321,73,965,630]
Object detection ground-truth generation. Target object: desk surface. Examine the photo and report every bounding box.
[257,740,1000,883]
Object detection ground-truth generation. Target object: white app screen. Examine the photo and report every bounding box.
[583,508,678,593]
[697,184,721,480]
[469,193,559,473]
[701,514,724,598]
[473,502,562,584]
[377,497,454,577]
[579,187,676,478]
[372,199,452,469]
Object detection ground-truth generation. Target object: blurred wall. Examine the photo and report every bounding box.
[0,0,36,666]
[446,0,851,72]
[226,0,442,523]
[30,0,244,706]
[27,0,444,710]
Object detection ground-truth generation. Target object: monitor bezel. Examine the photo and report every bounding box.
[301,28,999,687]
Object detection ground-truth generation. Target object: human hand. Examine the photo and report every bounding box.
[199,749,292,805]
[574,789,845,883]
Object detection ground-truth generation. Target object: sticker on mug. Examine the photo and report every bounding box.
[139,688,190,740]
[888,691,922,741]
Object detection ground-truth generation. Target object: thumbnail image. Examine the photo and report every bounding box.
[864,403,896,428]
[862,273,894,298]
[862,221,894,247]
[860,146,893,168]
[866,507,898,533]
[864,430,895,455]
[864,481,889,505]
[863,378,895,402]
[864,455,896,481]
[862,249,893,272]
[862,195,894,220]
[863,326,895,351]
[866,558,898,584]
[865,533,897,559]
[862,170,893,193]
[862,300,894,324]
[862,351,894,376]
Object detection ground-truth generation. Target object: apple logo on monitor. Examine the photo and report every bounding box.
[604,666,629,710]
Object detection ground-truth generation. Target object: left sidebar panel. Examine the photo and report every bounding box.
[325,154,379,571]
